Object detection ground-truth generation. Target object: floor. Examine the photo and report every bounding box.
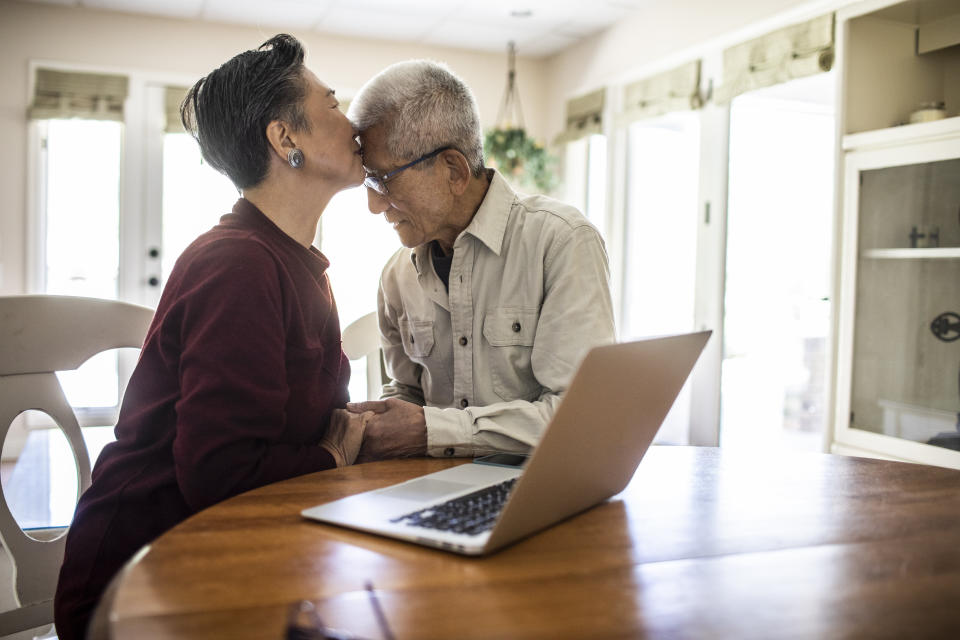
[1,427,115,531]
[0,428,109,636]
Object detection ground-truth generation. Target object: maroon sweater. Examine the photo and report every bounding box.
[54,199,349,639]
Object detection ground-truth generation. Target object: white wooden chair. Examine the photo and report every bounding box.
[341,312,386,401]
[0,295,154,637]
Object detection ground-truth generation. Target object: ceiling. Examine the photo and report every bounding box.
[21,0,655,57]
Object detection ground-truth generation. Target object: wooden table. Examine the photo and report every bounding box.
[109,446,960,639]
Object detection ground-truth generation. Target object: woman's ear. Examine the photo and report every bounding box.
[442,149,472,196]
[265,120,296,162]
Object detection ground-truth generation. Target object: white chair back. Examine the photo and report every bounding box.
[341,312,385,401]
[0,295,154,635]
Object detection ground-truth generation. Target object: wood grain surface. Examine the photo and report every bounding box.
[108,446,960,639]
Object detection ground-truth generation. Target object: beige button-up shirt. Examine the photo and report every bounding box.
[377,170,616,457]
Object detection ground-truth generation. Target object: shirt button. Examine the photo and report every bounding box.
[460,398,469,408]
[444,447,455,457]
[512,322,521,332]
[459,336,468,346]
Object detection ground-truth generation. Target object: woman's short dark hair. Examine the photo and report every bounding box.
[181,34,310,190]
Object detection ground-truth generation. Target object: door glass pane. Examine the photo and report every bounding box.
[622,112,700,444]
[586,135,608,239]
[563,135,608,239]
[721,73,835,452]
[852,158,960,451]
[161,132,238,283]
[44,119,122,300]
[320,187,401,402]
[563,138,588,213]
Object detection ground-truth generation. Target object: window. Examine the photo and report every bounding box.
[160,132,237,283]
[38,119,125,415]
[621,111,701,443]
[720,72,835,452]
[320,187,401,402]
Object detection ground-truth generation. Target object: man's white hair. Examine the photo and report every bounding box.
[349,60,485,177]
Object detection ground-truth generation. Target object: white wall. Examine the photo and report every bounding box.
[0,0,548,295]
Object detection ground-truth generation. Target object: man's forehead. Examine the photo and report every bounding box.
[359,125,394,170]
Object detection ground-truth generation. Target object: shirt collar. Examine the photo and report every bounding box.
[407,168,516,273]
[462,169,514,256]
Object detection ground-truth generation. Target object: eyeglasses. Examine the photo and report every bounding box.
[363,146,452,196]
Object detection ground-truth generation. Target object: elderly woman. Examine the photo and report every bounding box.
[54,34,367,639]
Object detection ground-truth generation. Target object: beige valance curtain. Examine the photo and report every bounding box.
[29,68,129,121]
[714,14,835,103]
[164,86,190,133]
[554,88,605,144]
[618,60,702,125]
[165,86,189,134]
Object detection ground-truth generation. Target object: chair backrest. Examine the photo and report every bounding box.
[0,295,154,635]
[341,312,386,401]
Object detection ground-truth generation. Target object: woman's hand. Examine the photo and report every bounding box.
[345,398,428,461]
[319,409,372,467]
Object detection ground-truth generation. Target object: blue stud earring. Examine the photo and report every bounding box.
[287,148,304,169]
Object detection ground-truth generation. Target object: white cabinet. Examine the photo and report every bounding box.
[832,0,960,468]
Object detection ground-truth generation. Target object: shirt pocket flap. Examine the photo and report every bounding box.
[482,308,539,346]
[399,318,435,357]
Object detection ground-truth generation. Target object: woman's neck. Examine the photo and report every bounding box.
[242,179,338,248]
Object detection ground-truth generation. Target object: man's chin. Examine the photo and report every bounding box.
[396,233,422,249]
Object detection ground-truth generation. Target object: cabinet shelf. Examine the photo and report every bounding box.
[861,247,960,259]
[843,117,960,151]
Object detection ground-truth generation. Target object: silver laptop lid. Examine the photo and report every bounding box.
[484,330,711,552]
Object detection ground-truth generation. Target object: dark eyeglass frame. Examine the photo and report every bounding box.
[363,146,453,195]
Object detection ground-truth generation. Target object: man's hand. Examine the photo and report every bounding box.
[346,398,427,461]
[319,408,372,467]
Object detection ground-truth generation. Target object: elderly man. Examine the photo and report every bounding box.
[347,60,615,460]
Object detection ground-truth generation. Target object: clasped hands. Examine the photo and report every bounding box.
[321,398,428,467]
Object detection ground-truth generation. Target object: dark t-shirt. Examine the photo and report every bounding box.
[54,198,349,639]
[430,240,453,291]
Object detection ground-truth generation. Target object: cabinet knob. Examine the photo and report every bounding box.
[930,312,960,343]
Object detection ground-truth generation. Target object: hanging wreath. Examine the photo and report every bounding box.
[484,127,557,193]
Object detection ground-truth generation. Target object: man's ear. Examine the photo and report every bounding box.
[441,149,472,196]
[265,120,297,162]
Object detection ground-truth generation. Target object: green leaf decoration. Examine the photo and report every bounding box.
[484,127,558,193]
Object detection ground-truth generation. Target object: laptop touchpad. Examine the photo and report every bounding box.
[378,478,473,502]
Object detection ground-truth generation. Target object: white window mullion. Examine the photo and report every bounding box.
[689,101,731,447]
[26,120,49,294]
[141,83,166,309]
[605,84,628,334]
[118,77,148,306]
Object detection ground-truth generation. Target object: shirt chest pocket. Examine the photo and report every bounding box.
[482,308,541,400]
[399,318,436,359]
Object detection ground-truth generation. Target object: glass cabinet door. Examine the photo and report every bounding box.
[845,150,960,459]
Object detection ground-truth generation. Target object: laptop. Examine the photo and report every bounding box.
[302,330,711,555]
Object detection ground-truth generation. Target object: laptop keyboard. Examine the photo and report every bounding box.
[390,477,518,536]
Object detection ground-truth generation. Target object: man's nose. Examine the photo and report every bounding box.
[366,187,390,215]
